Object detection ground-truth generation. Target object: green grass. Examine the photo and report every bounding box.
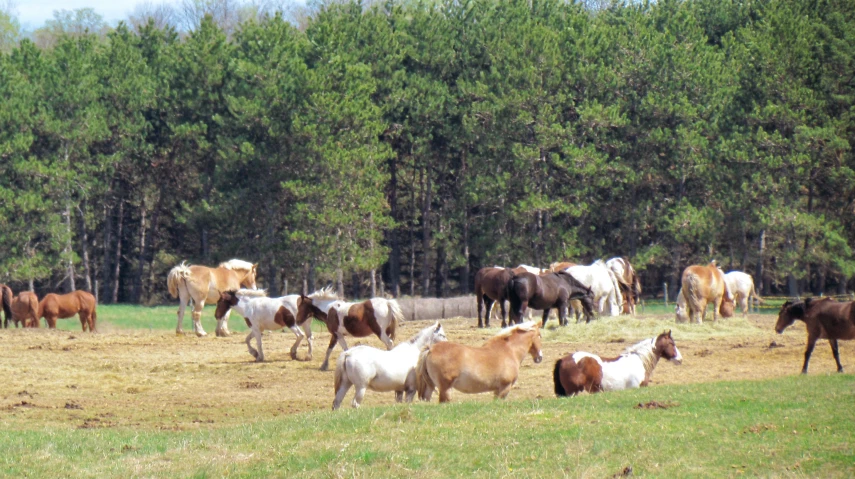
[0,374,852,478]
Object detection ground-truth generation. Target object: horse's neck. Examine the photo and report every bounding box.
[625,339,659,382]
[407,329,435,350]
[487,335,528,363]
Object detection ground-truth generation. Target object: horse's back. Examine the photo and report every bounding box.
[807,299,855,340]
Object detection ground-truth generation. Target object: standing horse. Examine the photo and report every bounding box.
[10,291,39,328]
[678,261,734,323]
[167,259,258,337]
[295,292,403,371]
[565,260,623,317]
[776,298,855,374]
[416,321,543,403]
[553,331,682,396]
[723,271,763,316]
[1,284,12,328]
[507,271,595,326]
[39,291,97,332]
[606,257,641,315]
[474,267,517,328]
[333,322,447,409]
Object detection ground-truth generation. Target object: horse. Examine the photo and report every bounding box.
[475,265,540,328]
[416,321,543,403]
[723,270,763,316]
[332,321,447,409]
[507,271,595,326]
[483,265,550,326]
[606,257,641,315]
[776,298,855,374]
[295,291,403,371]
[675,285,734,323]
[678,261,734,323]
[166,259,258,337]
[563,260,623,317]
[39,291,97,332]
[214,287,336,362]
[10,291,39,328]
[1,284,12,328]
[553,330,682,396]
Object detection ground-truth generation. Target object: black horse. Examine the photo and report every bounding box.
[507,271,595,326]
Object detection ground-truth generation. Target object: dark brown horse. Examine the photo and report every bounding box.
[776,298,855,374]
[10,291,39,328]
[474,267,518,328]
[39,291,98,332]
[1,284,12,328]
[507,271,595,326]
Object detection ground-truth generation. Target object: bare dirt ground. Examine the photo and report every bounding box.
[0,314,850,431]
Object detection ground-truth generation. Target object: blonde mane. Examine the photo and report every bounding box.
[623,337,658,381]
[308,286,339,301]
[493,321,538,339]
[219,259,255,272]
[236,288,267,298]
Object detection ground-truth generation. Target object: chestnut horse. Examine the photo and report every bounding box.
[295,291,403,371]
[167,259,258,337]
[776,298,855,374]
[553,330,682,396]
[677,261,734,323]
[39,291,97,332]
[416,321,543,403]
[507,271,595,326]
[1,284,12,328]
[10,291,39,328]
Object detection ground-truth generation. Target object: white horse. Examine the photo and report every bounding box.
[722,271,763,316]
[565,260,623,316]
[332,321,447,409]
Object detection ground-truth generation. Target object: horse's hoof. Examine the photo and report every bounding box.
[196,331,207,337]
[176,331,185,336]
[290,352,298,360]
[255,357,264,363]
[320,364,329,371]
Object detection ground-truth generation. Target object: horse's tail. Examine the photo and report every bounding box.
[608,270,623,315]
[750,280,764,304]
[684,273,705,318]
[167,262,192,298]
[2,286,13,326]
[553,359,568,397]
[416,349,435,401]
[386,299,403,341]
[334,351,348,395]
[29,296,39,328]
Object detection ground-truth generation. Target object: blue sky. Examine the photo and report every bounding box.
[15,0,183,30]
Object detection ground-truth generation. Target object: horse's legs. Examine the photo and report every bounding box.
[245,331,259,360]
[500,300,509,327]
[801,332,819,374]
[712,296,722,322]
[176,290,188,334]
[254,327,265,362]
[541,308,551,328]
[320,334,339,371]
[78,313,87,332]
[44,315,57,329]
[478,295,488,328]
[303,321,314,360]
[495,382,514,399]
[215,309,232,337]
[332,372,352,410]
[395,391,404,402]
[289,326,305,360]
[351,386,367,408]
[829,338,843,373]
[192,299,207,337]
[379,331,393,350]
[438,386,452,403]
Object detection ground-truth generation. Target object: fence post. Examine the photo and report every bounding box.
[663,282,668,307]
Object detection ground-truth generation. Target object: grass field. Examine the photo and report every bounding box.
[0,306,852,477]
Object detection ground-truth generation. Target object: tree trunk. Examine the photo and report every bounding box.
[77,203,92,292]
[370,269,377,297]
[336,268,344,299]
[387,155,400,296]
[462,214,470,295]
[132,201,147,303]
[351,272,360,299]
[669,249,682,299]
[755,229,766,295]
[421,167,431,296]
[102,202,113,301]
[111,201,124,304]
[63,201,76,292]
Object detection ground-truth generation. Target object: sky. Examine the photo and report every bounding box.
[15,0,184,30]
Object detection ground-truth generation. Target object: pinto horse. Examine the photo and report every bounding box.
[167,259,258,337]
[553,330,682,396]
[295,291,403,371]
[565,260,623,317]
[606,257,641,315]
[1,284,12,328]
[776,298,855,374]
[723,271,763,316]
[10,291,39,328]
[416,321,543,403]
[39,291,97,332]
[333,322,447,409]
[507,271,595,326]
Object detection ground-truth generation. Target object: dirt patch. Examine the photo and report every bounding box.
[240,381,263,389]
[742,424,777,434]
[634,401,678,410]
[695,349,714,357]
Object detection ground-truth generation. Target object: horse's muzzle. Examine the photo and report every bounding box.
[534,353,543,364]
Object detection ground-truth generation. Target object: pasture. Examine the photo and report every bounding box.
[0,306,853,477]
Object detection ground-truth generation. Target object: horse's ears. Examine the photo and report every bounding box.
[252,263,258,271]
[666,329,672,337]
[434,321,442,331]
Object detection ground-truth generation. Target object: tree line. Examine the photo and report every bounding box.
[0,0,853,304]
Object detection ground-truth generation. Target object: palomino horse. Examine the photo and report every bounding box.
[416,321,543,403]
[508,271,595,326]
[1,284,12,328]
[677,261,734,323]
[10,291,39,328]
[723,270,763,316]
[564,260,623,317]
[776,298,855,374]
[675,286,734,323]
[167,259,258,337]
[333,322,447,409]
[553,330,682,396]
[606,257,641,315]
[39,291,97,332]
[295,291,403,371]
[214,286,337,362]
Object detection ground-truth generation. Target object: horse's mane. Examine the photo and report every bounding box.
[308,286,338,301]
[494,321,538,339]
[219,259,255,272]
[235,288,267,298]
[623,337,659,378]
[592,259,607,267]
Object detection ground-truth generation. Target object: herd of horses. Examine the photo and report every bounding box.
[1,256,853,410]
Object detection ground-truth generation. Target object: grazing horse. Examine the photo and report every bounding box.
[214,287,336,362]
[166,259,258,337]
[10,291,39,328]
[606,257,642,315]
[723,271,763,316]
[1,284,12,328]
[333,322,447,409]
[776,298,855,374]
[678,261,734,323]
[39,291,97,332]
[507,271,595,326]
[295,291,403,371]
[553,330,682,396]
[675,285,734,323]
[416,321,543,403]
[565,260,624,317]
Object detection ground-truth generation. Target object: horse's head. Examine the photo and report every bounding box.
[775,300,804,334]
[719,294,735,318]
[656,330,682,365]
[511,322,543,364]
[240,264,259,290]
[430,321,448,346]
[215,290,239,320]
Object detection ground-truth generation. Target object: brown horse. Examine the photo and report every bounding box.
[678,261,734,323]
[10,291,39,328]
[776,298,855,374]
[295,292,403,371]
[166,259,258,337]
[416,321,543,402]
[1,284,12,328]
[39,291,97,332]
[474,267,516,328]
[507,271,595,326]
[553,331,682,396]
